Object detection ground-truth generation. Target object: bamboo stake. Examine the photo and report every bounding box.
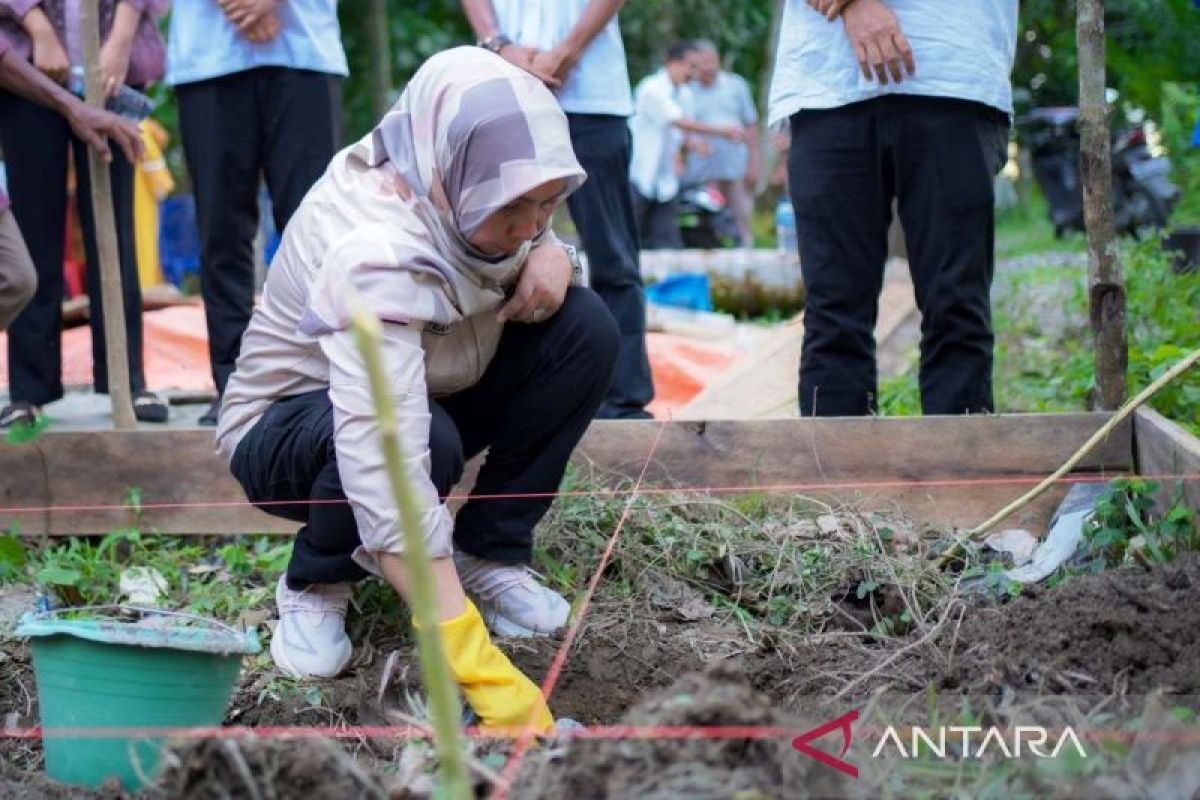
[82,3,136,429]
[966,346,1200,541]
[349,304,471,800]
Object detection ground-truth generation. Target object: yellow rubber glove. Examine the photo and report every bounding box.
[436,600,554,733]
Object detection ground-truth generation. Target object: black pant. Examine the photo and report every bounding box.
[788,95,1009,416]
[230,287,619,589]
[631,188,683,250]
[0,91,146,405]
[565,114,654,418]
[177,67,341,395]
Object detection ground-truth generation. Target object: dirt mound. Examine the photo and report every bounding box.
[156,737,390,799]
[516,664,848,800]
[935,557,1200,695]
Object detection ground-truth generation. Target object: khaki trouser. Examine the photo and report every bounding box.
[0,208,36,332]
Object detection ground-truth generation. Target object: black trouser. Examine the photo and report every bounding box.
[230,287,619,589]
[788,95,1009,416]
[631,188,683,250]
[565,114,654,418]
[177,67,341,395]
[0,91,146,405]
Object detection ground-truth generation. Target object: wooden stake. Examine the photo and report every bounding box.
[82,3,136,429]
[1077,0,1128,410]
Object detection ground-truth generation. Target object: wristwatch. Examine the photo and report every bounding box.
[478,34,512,54]
[562,243,586,286]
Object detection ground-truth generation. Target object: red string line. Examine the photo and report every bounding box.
[5,723,1199,745]
[490,418,671,800]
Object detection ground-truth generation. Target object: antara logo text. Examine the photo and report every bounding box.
[872,724,1089,760]
[791,711,1089,778]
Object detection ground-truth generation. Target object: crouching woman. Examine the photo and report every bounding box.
[215,47,619,731]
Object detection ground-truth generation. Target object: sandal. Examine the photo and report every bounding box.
[133,391,169,424]
[0,402,42,429]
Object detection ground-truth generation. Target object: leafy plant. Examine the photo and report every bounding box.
[1084,478,1199,566]
[881,234,1200,434]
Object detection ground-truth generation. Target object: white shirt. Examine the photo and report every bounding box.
[768,0,1018,126]
[628,69,691,201]
[492,0,633,116]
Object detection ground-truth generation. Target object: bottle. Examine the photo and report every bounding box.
[68,67,155,121]
[775,196,797,257]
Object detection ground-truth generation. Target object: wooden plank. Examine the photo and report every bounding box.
[576,413,1132,532]
[1134,407,1200,512]
[0,431,294,537]
[679,258,917,420]
[0,413,1132,537]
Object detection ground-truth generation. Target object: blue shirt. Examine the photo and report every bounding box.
[768,0,1017,125]
[492,0,633,116]
[166,0,348,86]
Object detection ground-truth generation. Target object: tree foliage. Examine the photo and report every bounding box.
[1014,0,1200,114]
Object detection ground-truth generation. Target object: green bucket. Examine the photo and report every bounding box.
[15,606,261,791]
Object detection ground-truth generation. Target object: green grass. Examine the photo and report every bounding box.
[995,188,1087,261]
[880,233,1200,436]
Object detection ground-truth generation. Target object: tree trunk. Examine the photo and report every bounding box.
[1076,0,1127,409]
[367,0,392,120]
[83,2,136,429]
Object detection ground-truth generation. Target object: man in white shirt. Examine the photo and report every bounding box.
[629,41,745,250]
[685,41,760,247]
[769,0,1016,416]
[461,0,653,418]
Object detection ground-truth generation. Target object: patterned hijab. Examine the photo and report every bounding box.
[301,47,585,336]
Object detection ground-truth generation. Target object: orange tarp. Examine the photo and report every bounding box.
[1,306,742,415]
[645,332,740,418]
[0,304,213,393]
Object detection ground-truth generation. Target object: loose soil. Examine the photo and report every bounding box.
[2,556,1198,797]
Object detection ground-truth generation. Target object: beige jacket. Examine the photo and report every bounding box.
[216,147,566,560]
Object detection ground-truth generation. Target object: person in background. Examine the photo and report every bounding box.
[167,0,347,426]
[684,40,759,248]
[0,30,142,334]
[460,0,654,419]
[629,40,744,250]
[770,0,1015,416]
[133,117,173,290]
[219,49,617,730]
[0,0,168,428]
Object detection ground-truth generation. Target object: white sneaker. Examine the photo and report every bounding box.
[453,552,571,638]
[270,575,353,678]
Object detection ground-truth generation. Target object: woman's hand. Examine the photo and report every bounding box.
[497,243,572,324]
[98,36,132,98]
[437,600,554,733]
[99,0,140,97]
[25,9,69,85]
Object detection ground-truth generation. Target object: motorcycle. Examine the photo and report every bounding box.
[676,182,740,249]
[1018,106,1179,238]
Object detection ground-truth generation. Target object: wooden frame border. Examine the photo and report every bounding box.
[0,413,1138,537]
